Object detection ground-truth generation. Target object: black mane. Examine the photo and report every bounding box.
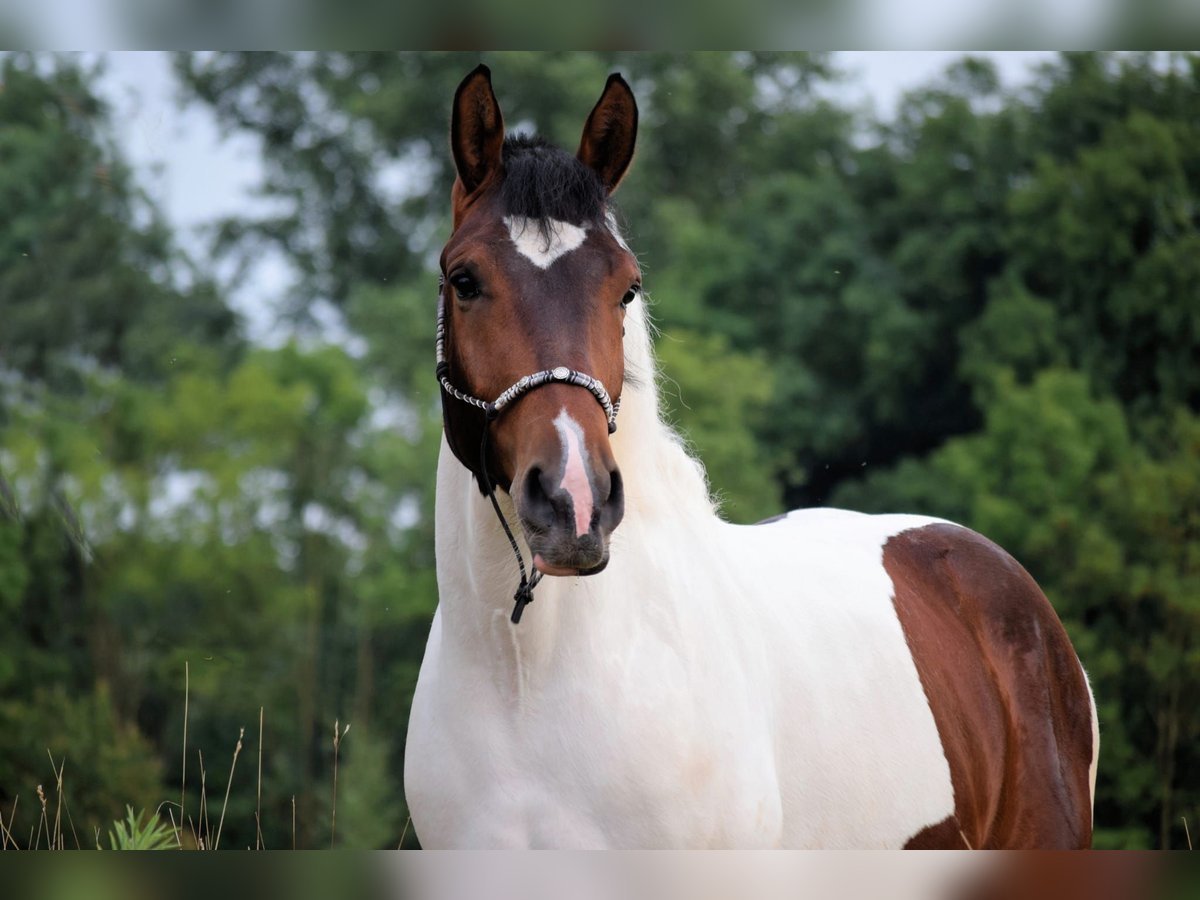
[499,134,608,228]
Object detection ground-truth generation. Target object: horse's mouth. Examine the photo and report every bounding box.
[532,551,610,578]
[522,514,612,577]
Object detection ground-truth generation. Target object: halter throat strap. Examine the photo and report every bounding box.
[435,286,621,623]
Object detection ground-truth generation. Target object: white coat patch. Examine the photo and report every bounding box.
[505,216,587,269]
[553,409,593,536]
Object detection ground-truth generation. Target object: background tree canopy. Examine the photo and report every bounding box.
[1,51,1197,849]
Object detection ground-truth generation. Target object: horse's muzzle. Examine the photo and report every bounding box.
[517,464,623,576]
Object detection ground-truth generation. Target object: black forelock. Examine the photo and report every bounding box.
[499,134,608,229]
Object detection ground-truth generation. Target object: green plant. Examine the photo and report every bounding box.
[108,806,178,850]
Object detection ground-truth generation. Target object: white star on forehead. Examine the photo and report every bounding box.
[504,216,588,269]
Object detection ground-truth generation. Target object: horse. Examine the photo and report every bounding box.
[403,64,1099,849]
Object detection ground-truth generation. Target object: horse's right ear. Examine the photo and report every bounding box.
[451,64,505,195]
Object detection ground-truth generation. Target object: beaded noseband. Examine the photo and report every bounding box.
[435,282,622,623]
[435,292,621,433]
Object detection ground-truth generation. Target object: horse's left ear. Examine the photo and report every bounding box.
[577,74,638,194]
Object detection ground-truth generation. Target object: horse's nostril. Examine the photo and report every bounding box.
[603,467,624,528]
[522,462,622,538]
[521,466,557,532]
[607,468,623,507]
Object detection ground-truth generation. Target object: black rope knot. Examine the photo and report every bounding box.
[511,579,537,624]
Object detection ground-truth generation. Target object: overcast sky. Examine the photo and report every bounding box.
[95,52,1055,337]
[99,52,1051,239]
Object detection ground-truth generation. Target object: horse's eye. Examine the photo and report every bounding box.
[621,285,640,308]
[449,271,481,300]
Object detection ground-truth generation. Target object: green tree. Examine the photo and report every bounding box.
[0,55,236,839]
[1007,108,1200,411]
[0,54,235,389]
[655,329,781,522]
[1,56,435,848]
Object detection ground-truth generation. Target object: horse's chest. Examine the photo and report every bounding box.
[406,637,781,848]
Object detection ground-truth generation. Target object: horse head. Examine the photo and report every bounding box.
[438,65,640,578]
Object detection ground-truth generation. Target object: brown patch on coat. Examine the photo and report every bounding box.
[885,523,1094,849]
[904,814,971,849]
[958,853,1162,900]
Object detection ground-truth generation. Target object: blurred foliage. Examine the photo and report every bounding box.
[0,56,235,390]
[0,51,1198,848]
[654,328,781,522]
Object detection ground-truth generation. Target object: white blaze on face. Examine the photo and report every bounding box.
[504,216,587,269]
[553,409,593,537]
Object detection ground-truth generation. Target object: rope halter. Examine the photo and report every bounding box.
[435,283,622,623]
[435,292,621,433]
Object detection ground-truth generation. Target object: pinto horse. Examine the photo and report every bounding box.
[404,65,1099,849]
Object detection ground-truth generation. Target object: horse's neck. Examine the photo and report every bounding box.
[433,366,718,682]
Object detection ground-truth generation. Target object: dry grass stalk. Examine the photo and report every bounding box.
[168,808,181,849]
[198,749,208,848]
[1184,816,1192,851]
[398,816,412,849]
[46,750,79,850]
[292,795,296,851]
[256,707,264,851]
[330,719,350,848]
[0,796,18,850]
[50,760,62,848]
[213,727,245,851]
[179,661,189,849]
[34,785,48,850]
